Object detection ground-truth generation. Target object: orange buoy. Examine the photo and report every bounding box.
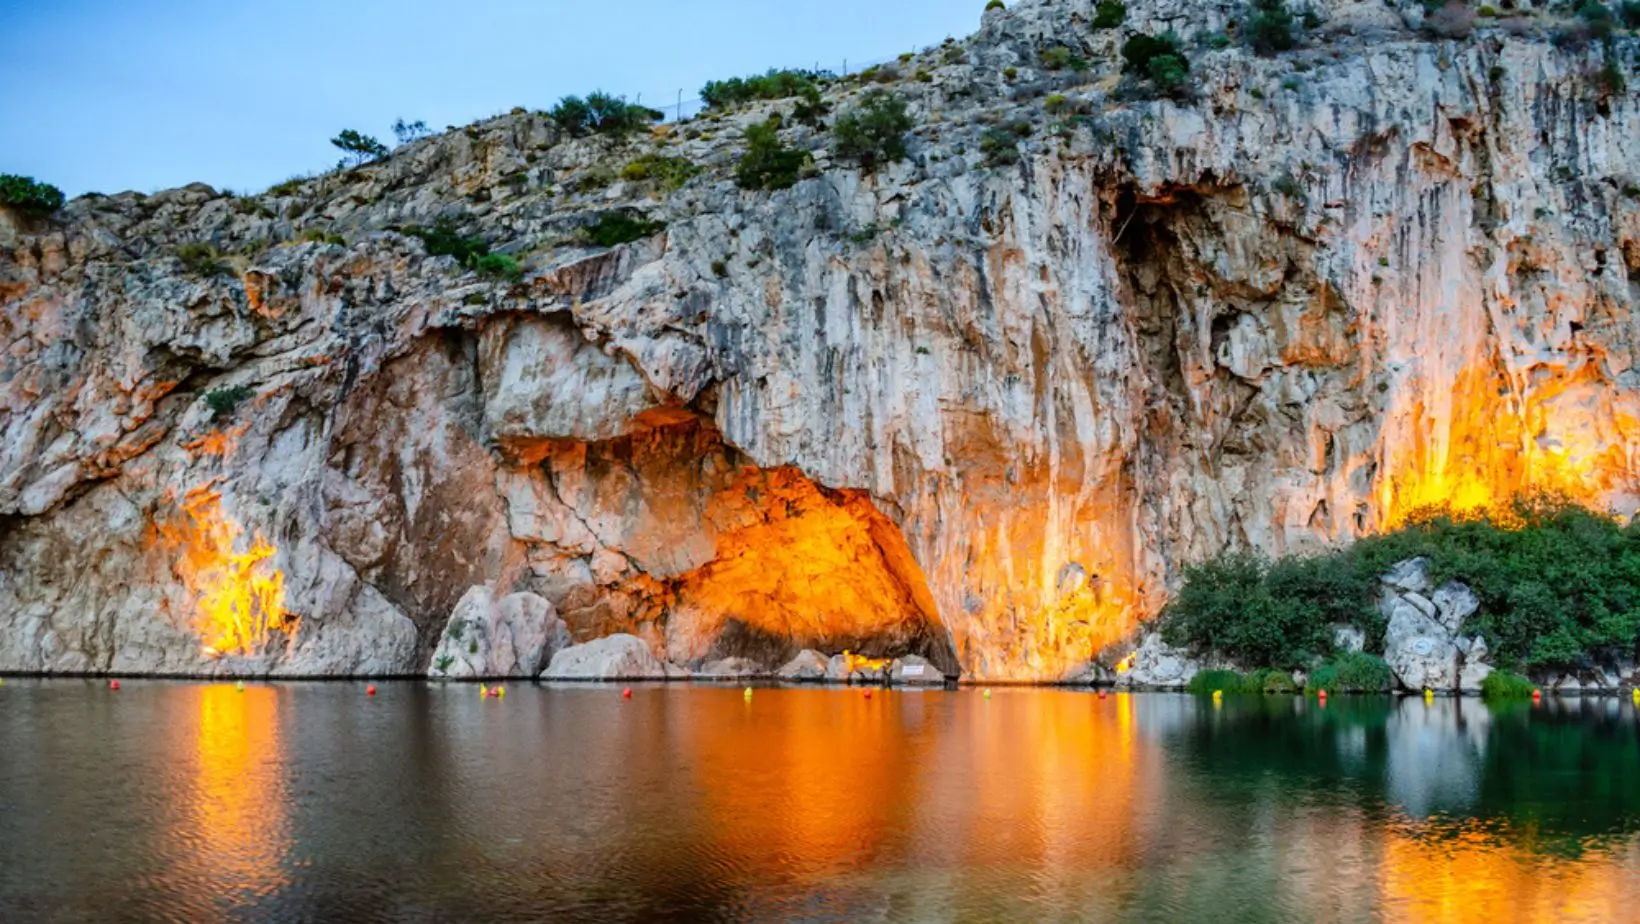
[366,684,377,696]
[863,689,873,699]
[622,687,632,699]
[109,680,120,691]
[1318,689,1328,701]
[1532,688,1543,704]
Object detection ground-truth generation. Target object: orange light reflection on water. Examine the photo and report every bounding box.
[174,685,292,916]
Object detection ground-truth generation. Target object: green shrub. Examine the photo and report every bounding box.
[1164,494,1640,672]
[1595,56,1627,95]
[1187,669,1246,695]
[1040,45,1088,71]
[735,122,812,190]
[1259,670,1299,694]
[1309,653,1394,693]
[1160,549,1377,670]
[299,228,345,246]
[832,90,914,171]
[0,175,66,219]
[1044,93,1070,114]
[579,212,666,247]
[203,385,254,421]
[985,0,1005,10]
[267,176,307,197]
[1093,1,1126,29]
[980,126,1024,166]
[404,215,489,266]
[621,153,700,191]
[792,85,832,127]
[701,68,830,109]
[1624,2,1640,28]
[1121,33,1190,96]
[330,129,388,167]
[392,118,430,146]
[1481,669,1537,700]
[550,92,662,138]
[176,243,231,276]
[472,253,523,282]
[434,654,455,673]
[1248,0,1297,55]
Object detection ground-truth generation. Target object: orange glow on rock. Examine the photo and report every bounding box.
[1378,358,1633,526]
[156,486,294,658]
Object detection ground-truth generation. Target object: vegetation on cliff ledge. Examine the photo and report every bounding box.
[0,174,66,220]
[1160,495,1640,673]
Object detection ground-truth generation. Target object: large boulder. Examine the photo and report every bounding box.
[776,649,830,682]
[427,586,569,679]
[1382,593,1461,691]
[543,634,668,680]
[1379,559,1489,693]
[1115,633,1205,690]
[826,653,888,683]
[890,654,946,686]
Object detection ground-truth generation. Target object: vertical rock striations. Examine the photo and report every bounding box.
[4,0,1640,679]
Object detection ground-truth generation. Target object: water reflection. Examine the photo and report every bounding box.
[1,683,1638,922]
[172,684,293,918]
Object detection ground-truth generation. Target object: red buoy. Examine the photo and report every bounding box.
[1318,690,1328,701]
[1532,689,1543,704]
[863,689,873,699]
[1098,689,1108,699]
[108,680,120,691]
[366,684,377,697]
[622,687,632,699]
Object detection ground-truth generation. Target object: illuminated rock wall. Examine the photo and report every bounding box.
[4,0,1640,678]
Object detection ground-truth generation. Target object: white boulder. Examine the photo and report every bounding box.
[544,634,668,680]
[427,586,569,679]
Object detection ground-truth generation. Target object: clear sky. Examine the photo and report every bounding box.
[0,0,981,198]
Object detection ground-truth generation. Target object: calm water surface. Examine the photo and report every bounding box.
[2,682,1638,922]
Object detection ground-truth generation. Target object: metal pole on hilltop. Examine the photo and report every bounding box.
[677,89,683,122]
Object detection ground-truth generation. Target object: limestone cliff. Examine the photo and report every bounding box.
[4,0,1640,680]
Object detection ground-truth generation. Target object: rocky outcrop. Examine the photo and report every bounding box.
[775,649,830,682]
[542,634,671,680]
[1379,559,1491,693]
[427,586,569,679]
[1113,633,1210,691]
[6,0,1640,680]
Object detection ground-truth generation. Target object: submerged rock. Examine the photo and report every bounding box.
[427,586,569,679]
[543,634,668,681]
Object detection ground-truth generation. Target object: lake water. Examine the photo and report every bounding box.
[1,682,1637,922]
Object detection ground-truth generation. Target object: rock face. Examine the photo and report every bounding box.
[1379,559,1489,692]
[427,586,569,679]
[6,0,1640,680]
[543,634,669,680]
[1114,633,1207,690]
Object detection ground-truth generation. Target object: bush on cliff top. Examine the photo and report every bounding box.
[550,92,662,138]
[1159,494,1640,672]
[831,90,914,171]
[702,69,830,109]
[735,121,812,191]
[0,174,65,219]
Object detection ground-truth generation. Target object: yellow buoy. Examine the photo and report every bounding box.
[1424,688,1435,702]
[743,686,753,700]
[236,680,245,693]
[496,686,506,698]
[983,688,992,700]
[480,683,489,698]
[1631,688,1638,705]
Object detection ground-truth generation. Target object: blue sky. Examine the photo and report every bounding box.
[0,0,980,198]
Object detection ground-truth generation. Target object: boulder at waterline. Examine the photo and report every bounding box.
[543,634,669,680]
[427,586,570,679]
[775,650,830,682]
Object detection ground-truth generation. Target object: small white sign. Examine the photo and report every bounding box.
[904,665,924,676]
